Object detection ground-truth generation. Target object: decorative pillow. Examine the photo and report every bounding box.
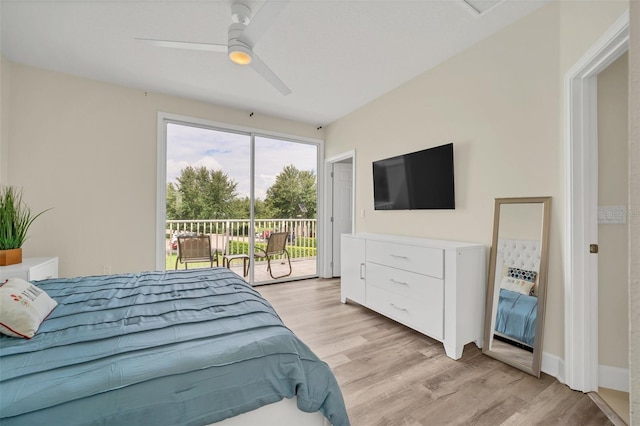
[500,276,535,296]
[0,278,58,339]
[507,267,537,283]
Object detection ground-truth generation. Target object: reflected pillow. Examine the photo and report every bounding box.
[507,267,537,283]
[0,278,58,339]
[500,276,535,296]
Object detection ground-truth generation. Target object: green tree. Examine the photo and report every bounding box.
[166,183,180,219]
[229,197,276,219]
[167,166,239,220]
[230,196,251,219]
[265,165,316,218]
[253,198,275,219]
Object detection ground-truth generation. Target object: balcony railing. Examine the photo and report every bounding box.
[166,219,317,268]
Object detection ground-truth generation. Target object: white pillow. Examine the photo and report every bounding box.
[500,276,535,296]
[0,278,58,338]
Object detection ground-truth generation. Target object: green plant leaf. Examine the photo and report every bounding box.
[0,186,51,250]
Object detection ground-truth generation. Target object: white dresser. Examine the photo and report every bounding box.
[341,233,486,360]
[0,257,59,282]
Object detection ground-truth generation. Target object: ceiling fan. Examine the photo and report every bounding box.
[136,1,291,95]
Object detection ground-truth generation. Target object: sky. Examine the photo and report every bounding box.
[167,123,318,200]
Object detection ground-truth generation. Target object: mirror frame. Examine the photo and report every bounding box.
[482,196,552,377]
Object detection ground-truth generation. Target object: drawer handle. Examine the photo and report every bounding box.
[389,302,408,312]
[389,278,408,286]
[390,254,409,260]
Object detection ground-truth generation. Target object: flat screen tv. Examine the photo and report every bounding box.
[373,143,455,210]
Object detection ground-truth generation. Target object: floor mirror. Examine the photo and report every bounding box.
[482,196,551,377]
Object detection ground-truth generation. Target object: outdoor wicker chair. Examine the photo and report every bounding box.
[254,231,292,279]
[175,234,217,270]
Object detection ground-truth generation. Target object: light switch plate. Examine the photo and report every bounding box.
[598,206,627,224]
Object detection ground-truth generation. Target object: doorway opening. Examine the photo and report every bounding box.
[324,151,356,278]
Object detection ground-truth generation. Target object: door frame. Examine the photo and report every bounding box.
[563,10,628,392]
[322,150,356,278]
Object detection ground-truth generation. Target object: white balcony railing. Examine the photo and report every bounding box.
[166,218,317,264]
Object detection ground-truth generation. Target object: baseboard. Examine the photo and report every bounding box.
[541,351,566,384]
[539,353,628,393]
[599,365,629,392]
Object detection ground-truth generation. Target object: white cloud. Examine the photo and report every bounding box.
[166,123,317,200]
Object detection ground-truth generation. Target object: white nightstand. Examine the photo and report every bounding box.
[0,257,59,282]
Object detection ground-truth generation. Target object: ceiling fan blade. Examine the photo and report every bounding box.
[241,0,288,47]
[250,52,291,95]
[135,38,227,52]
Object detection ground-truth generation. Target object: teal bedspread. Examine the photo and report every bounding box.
[495,288,537,347]
[0,269,349,425]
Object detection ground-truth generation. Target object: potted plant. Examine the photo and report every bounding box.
[0,186,50,266]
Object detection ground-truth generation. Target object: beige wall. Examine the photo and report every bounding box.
[629,0,639,422]
[597,53,629,370]
[498,203,544,242]
[0,56,10,183]
[5,60,322,277]
[325,1,629,360]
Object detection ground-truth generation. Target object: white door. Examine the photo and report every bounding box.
[332,162,353,277]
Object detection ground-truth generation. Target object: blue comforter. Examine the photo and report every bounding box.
[494,288,537,347]
[0,269,349,426]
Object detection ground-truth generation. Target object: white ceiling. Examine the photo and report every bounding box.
[0,0,548,126]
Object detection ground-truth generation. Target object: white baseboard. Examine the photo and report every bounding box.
[542,351,566,384]
[599,365,629,392]
[539,353,628,393]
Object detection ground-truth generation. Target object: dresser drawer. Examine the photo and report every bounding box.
[366,240,443,278]
[366,262,443,300]
[0,257,58,282]
[366,284,443,340]
[29,258,58,281]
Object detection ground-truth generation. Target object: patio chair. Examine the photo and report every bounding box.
[175,234,218,270]
[254,231,292,279]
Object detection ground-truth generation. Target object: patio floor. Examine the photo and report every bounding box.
[174,257,318,285]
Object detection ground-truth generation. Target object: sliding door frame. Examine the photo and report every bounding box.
[156,112,325,281]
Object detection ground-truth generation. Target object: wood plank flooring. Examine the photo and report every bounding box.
[256,278,613,426]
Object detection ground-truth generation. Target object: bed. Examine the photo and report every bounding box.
[492,239,540,349]
[0,268,350,426]
[494,288,537,347]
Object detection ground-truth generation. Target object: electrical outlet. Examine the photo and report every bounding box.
[598,206,627,224]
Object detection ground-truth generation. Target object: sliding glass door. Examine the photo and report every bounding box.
[253,136,318,282]
[163,119,319,285]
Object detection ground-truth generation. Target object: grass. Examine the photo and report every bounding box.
[165,253,220,270]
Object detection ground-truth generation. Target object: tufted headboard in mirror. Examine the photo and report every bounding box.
[495,239,541,296]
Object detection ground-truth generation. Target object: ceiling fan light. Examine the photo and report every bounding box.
[229,50,252,65]
[228,44,252,65]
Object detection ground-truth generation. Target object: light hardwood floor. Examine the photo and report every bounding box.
[256,278,613,426]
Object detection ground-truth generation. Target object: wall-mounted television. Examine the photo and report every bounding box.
[373,143,455,210]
